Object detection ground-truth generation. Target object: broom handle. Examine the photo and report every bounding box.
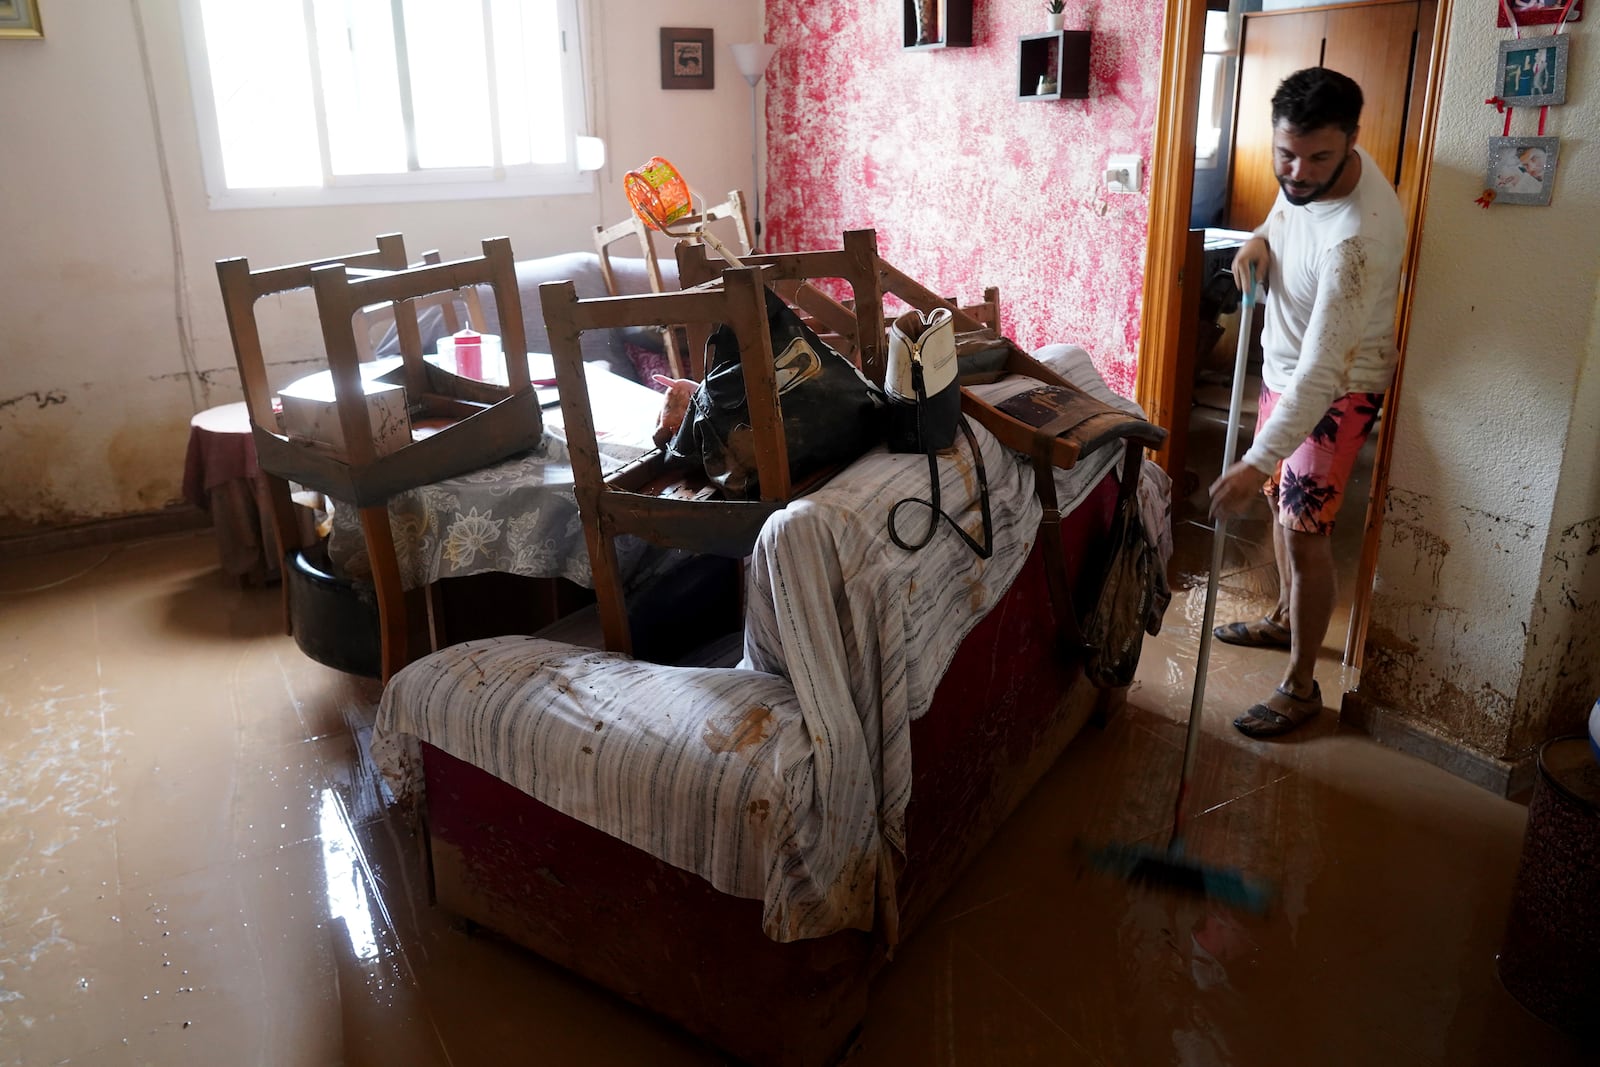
[1172,268,1257,848]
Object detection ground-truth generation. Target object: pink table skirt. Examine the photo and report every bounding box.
[182,402,279,586]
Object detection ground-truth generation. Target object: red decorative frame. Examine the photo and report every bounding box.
[1497,0,1582,28]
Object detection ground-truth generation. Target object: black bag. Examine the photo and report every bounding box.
[1079,488,1164,688]
[664,288,885,498]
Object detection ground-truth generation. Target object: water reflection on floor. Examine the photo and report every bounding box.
[0,519,1586,1065]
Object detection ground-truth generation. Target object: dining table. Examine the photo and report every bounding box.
[321,355,678,595]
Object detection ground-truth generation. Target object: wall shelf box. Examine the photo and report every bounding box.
[1018,31,1091,101]
[902,0,973,50]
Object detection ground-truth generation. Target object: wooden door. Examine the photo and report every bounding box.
[1324,0,1422,186]
[1226,10,1324,230]
[1395,0,1438,221]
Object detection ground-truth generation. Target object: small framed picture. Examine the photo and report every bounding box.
[1496,35,1569,106]
[1487,136,1559,206]
[0,0,45,40]
[660,27,714,90]
[1498,0,1582,28]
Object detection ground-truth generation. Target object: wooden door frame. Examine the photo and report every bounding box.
[1134,0,1454,671]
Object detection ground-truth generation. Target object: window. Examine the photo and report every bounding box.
[181,0,596,209]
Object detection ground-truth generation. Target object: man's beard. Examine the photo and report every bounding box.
[1279,149,1352,206]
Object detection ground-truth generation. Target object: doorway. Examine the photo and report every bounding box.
[1135,0,1452,676]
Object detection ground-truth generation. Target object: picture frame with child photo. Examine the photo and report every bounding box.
[1486,136,1560,206]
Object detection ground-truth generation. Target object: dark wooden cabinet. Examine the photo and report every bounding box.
[1017,31,1092,101]
[1226,0,1431,230]
[902,0,972,50]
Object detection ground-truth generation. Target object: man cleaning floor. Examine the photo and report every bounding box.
[1206,67,1405,739]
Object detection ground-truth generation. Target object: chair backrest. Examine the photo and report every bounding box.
[675,228,885,384]
[593,214,656,297]
[876,258,996,336]
[539,267,790,654]
[352,249,487,362]
[307,237,533,471]
[596,191,755,380]
[679,190,755,260]
[958,286,1001,333]
[216,233,411,436]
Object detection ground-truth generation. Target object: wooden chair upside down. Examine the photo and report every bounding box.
[215,233,411,634]
[595,190,755,378]
[673,227,885,383]
[541,265,818,657]
[217,236,544,681]
[352,249,488,363]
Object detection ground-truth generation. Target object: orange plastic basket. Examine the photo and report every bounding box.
[623,156,695,232]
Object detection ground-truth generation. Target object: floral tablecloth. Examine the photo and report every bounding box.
[327,364,673,590]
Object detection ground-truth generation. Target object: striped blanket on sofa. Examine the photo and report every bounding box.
[372,346,1168,942]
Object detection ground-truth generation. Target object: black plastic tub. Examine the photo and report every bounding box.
[286,544,381,679]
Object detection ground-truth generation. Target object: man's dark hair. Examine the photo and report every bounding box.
[1271,68,1363,135]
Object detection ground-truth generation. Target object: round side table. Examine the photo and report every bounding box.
[182,401,279,585]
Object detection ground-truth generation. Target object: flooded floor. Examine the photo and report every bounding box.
[0,440,1587,1064]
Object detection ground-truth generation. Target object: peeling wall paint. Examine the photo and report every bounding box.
[762,0,1160,397]
[1363,1,1600,761]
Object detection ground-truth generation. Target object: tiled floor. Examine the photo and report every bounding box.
[0,419,1589,1064]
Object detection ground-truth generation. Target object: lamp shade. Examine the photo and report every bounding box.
[729,42,778,85]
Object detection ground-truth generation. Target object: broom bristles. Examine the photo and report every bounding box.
[1077,839,1273,915]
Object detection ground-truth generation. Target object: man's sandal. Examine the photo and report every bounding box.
[1233,681,1322,739]
[1213,616,1292,649]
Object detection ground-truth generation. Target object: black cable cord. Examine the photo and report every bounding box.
[887,361,993,559]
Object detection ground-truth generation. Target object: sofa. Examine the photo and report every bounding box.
[370,345,1171,1066]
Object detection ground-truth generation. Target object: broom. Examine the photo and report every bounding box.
[1077,265,1273,915]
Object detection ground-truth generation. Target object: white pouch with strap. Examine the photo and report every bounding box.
[885,307,960,453]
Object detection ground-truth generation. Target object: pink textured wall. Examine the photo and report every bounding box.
[763,1,1165,397]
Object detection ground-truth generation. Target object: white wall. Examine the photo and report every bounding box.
[1363,5,1600,754]
[0,0,763,532]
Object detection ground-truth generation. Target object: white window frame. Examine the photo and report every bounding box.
[179,0,595,210]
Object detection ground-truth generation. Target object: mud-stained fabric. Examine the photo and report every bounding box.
[372,347,1171,943]
[735,346,1151,939]
[373,639,860,942]
[1243,145,1405,472]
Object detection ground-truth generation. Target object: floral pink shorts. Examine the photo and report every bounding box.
[1257,388,1383,535]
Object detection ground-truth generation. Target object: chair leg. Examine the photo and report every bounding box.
[663,327,689,380]
[581,510,632,656]
[359,504,410,683]
[262,474,303,635]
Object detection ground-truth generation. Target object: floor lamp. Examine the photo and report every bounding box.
[729,42,778,247]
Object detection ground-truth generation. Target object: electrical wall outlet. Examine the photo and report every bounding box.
[1105,154,1141,194]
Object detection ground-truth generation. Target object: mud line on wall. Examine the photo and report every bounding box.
[0,390,69,416]
[1513,514,1600,750]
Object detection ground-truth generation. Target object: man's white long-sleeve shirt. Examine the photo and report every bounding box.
[1242,145,1406,473]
